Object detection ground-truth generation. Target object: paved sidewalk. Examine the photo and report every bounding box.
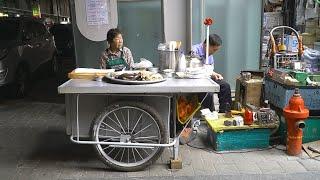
[1,100,320,180]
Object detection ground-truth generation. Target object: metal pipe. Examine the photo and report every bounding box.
[76,94,79,141]
[200,0,204,42]
[296,120,305,129]
[70,135,177,147]
[187,0,192,51]
[167,96,171,142]
[73,93,173,146]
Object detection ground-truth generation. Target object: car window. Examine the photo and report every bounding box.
[23,21,35,40]
[50,25,73,41]
[0,19,20,40]
[34,22,48,38]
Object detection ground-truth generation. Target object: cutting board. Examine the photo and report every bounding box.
[68,68,115,80]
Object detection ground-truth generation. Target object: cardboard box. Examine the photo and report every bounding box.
[316,29,320,41]
[306,19,318,27]
[315,42,320,51]
[305,27,317,35]
[302,33,317,45]
[305,44,314,49]
[235,78,263,107]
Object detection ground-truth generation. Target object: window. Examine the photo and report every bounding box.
[33,22,47,38]
[23,21,35,40]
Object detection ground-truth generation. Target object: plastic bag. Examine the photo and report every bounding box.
[303,47,320,73]
[305,0,319,19]
[303,48,320,60]
[132,58,153,69]
[296,0,305,25]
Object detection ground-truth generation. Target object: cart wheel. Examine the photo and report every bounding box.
[91,101,167,171]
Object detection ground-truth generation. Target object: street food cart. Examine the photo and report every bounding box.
[58,77,219,171]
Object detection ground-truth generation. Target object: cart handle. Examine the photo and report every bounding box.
[269,26,303,57]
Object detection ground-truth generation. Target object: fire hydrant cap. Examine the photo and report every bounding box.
[283,89,309,120]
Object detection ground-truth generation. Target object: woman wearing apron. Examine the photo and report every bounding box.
[99,28,134,71]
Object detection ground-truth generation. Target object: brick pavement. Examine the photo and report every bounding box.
[1,99,320,180]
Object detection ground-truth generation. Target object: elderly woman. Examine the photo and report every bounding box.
[99,28,134,70]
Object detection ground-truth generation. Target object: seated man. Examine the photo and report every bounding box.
[191,34,232,112]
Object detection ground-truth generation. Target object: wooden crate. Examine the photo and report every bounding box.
[206,114,273,151]
[235,77,263,107]
[207,128,270,151]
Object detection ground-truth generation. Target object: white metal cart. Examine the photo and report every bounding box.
[58,78,219,171]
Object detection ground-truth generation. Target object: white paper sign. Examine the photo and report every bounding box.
[86,0,108,26]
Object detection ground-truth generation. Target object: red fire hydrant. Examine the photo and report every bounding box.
[283,88,309,156]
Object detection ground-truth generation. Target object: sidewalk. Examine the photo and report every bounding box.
[1,100,320,180]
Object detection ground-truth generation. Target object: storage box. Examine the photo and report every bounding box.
[289,71,308,85]
[207,128,270,151]
[264,77,320,110]
[235,78,263,107]
[302,33,317,45]
[309,74,320,82]
[316,30,320,41]
[278,116,320,144]
[305,27,317,35]
[304,44,314,49]
[306,19,318,27]
[315,42,320,51]
[206,115,274,151]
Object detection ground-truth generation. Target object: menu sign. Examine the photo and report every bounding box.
[86,0,108,26]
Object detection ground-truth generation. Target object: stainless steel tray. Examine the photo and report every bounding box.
[103,76,166,85]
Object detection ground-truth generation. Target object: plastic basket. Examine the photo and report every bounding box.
[176,95,201,124]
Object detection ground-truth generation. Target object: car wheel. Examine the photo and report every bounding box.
[11,66,31,98]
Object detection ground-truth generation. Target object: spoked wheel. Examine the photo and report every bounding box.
[91,101,167,171]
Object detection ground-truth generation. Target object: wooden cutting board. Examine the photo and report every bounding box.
[68,68,115,80]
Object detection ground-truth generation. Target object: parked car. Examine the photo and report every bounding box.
[0,17,57,98]
[49,23,74,58]
[49,23,76,84]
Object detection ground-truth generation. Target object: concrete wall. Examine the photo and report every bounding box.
[192,0,263,89]
[163,0,191,53]
[70,0,118,68]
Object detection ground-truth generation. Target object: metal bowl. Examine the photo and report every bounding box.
[148,67,159,73]
[163,69,174,78]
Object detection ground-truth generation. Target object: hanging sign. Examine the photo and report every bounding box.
[32,3,41,18]
[86,0,108,26]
